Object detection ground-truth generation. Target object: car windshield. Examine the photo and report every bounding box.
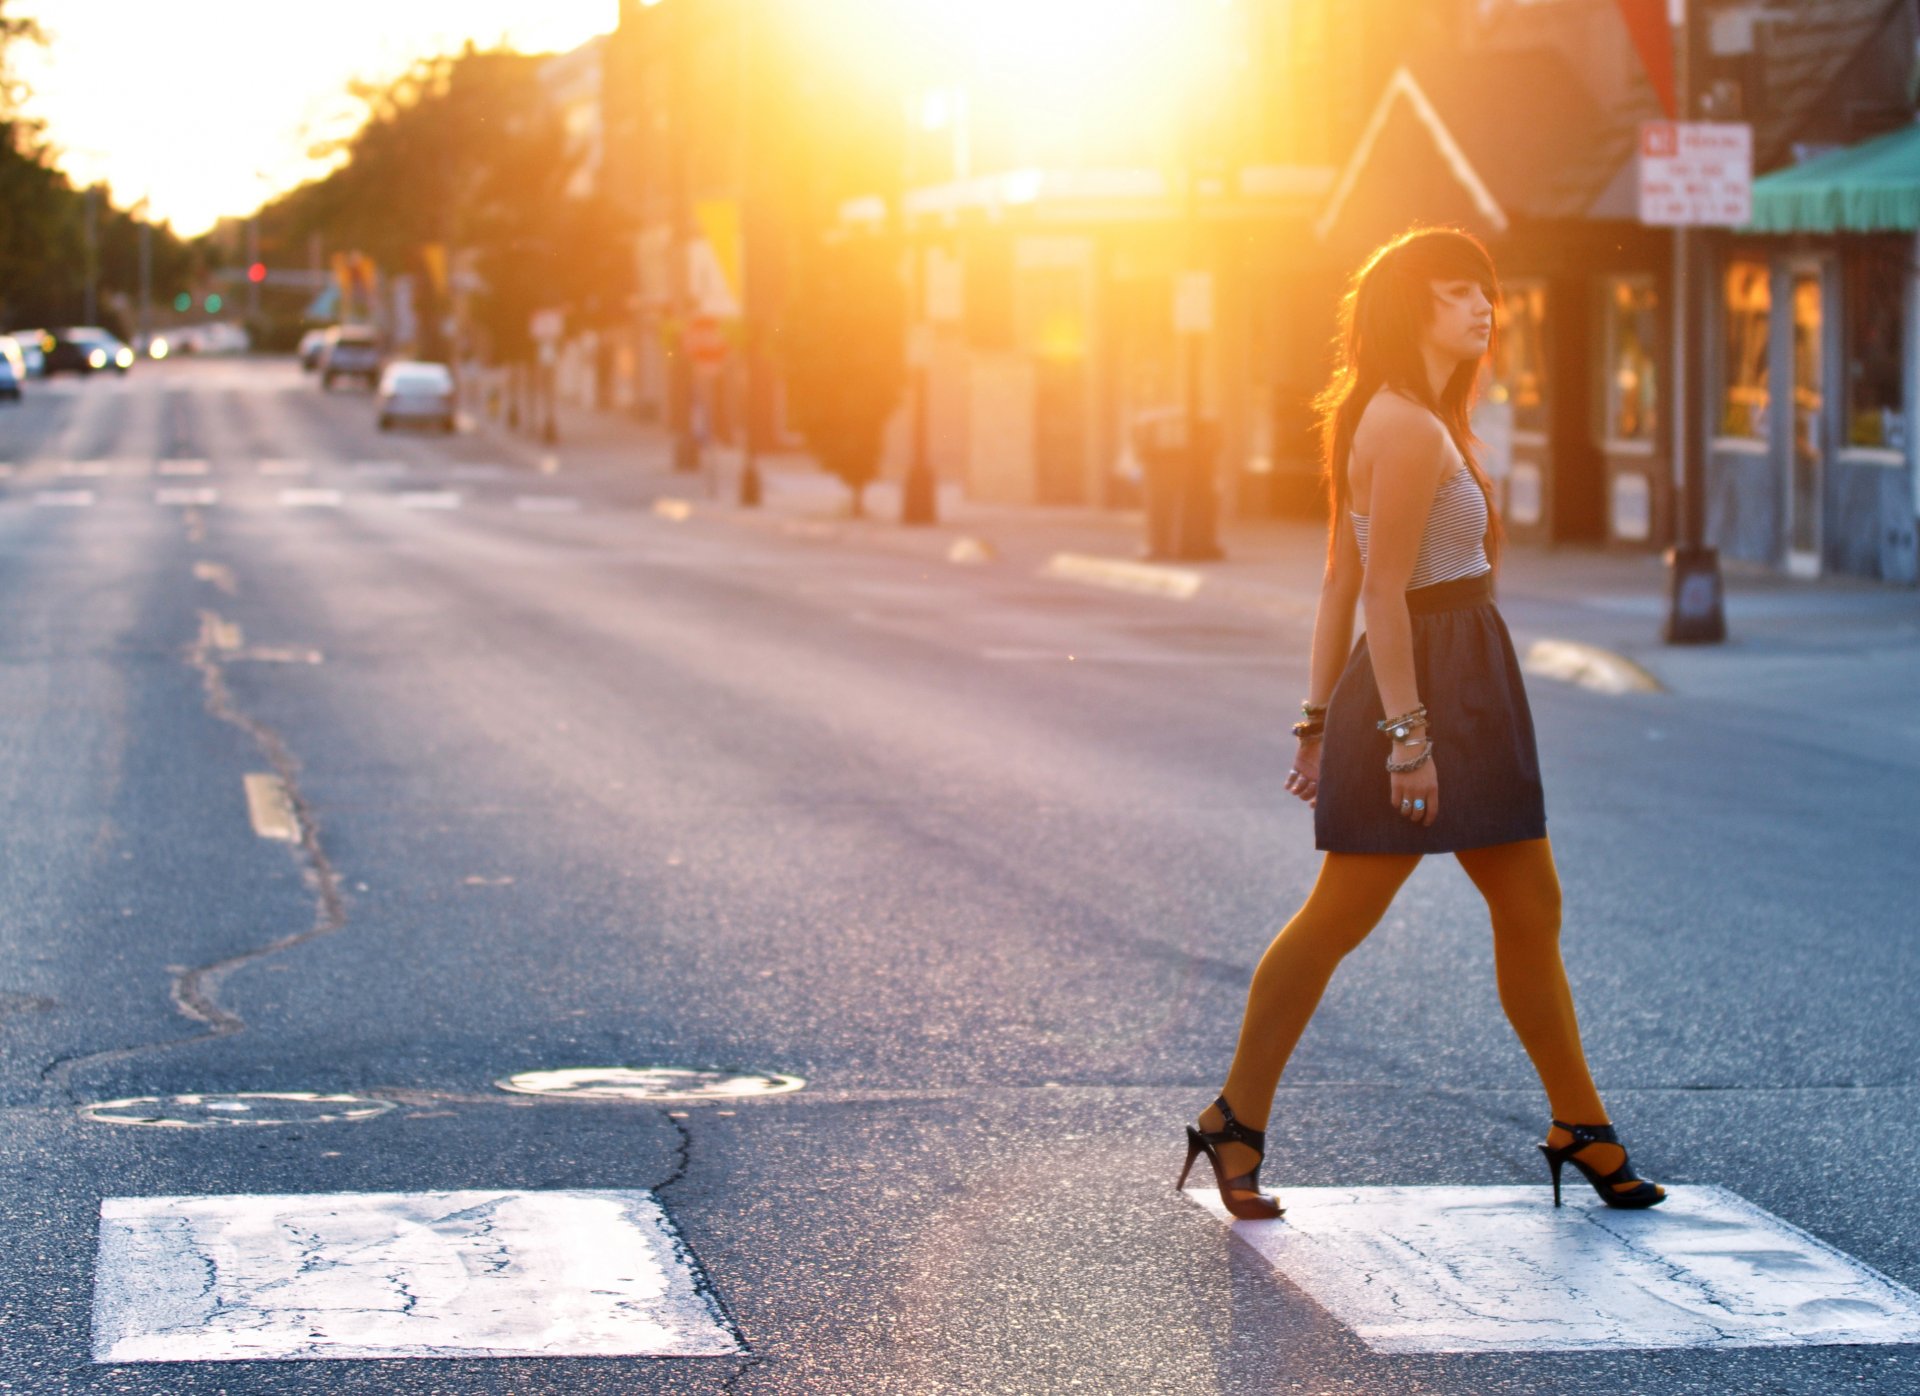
[390,367,451,388]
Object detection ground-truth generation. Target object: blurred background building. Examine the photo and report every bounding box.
[248,0,1920,585]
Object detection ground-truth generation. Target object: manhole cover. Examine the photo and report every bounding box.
[494,1067,805,1102]
[80,1092,396,1128]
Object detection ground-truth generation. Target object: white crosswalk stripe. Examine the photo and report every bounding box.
[34,489,94,507]
[278,488,344,508]
[1182,1184,1920,1354]
[156,487,219,506]
[90,1189,739,1362]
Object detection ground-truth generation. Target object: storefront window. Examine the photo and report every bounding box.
[1845,241,1906,451]
[1721,258,1771,441]
[1603,277,1658,442]
[1494,281,1547,434]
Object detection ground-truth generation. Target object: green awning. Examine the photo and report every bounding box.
[1747,122,1920,233]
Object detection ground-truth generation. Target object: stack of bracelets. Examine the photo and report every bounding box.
[1377,704,1433,772]
[1290,699,1327,742]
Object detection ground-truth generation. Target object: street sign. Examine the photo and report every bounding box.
[684,315,728,366]
[1638,121,1752,226]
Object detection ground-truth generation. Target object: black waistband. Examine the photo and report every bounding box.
[1405,571,1494,615]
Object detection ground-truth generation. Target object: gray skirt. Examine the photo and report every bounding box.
[1313,572,1547,855]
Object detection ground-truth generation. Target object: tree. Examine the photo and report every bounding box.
[780,233,906,516]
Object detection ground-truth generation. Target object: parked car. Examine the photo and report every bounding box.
[298,327,330,372]
[376,361,456,433]
[0,336,22,401]
[319,325,382,389]
[42,327,133,376]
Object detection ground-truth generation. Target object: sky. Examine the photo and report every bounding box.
[14,0,619,236]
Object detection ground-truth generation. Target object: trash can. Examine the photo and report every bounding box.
[1130,408,1221,561]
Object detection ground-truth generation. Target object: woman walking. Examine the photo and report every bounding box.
[1177,226,1664,1219]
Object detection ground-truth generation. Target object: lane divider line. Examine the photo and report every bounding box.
[1523,638,1662,695]
[947,536,998,565]
[199,613,243,652]
[1042,552,1204,600]
[243,773,300,842]
[396,491,462,510]
[278,488,343,508]
[157,487,219,507]
[192,561,237,595]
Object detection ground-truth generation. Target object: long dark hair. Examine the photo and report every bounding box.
[1314,225,1505,572]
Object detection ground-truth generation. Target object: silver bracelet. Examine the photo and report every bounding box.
[1385,739,1434,773]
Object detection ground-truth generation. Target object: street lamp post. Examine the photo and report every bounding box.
[1663,0,1726,643]
[736,0,762,508]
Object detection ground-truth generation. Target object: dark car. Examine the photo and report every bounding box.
[318,325,382,389]
[42,327,133,376]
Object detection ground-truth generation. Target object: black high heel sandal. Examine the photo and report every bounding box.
[1177,1094,1283,1220]
[1538,1120,1666,1209]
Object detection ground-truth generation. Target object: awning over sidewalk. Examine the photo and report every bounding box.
[1747,122,1920,233]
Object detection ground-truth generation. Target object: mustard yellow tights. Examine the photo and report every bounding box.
[1199,837,1638,1190]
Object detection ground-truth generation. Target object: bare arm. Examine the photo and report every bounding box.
[1354,397,1452,825]
[1283,480,1365,807]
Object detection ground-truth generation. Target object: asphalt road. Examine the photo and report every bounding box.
[0,358,1915,1394]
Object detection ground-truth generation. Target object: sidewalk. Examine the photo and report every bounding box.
[463,381,1920,703]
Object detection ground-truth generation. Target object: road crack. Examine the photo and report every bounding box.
[41,603,347,1094]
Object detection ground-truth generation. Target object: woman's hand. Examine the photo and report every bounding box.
[1389,751,1439,827]
[1285,736,1322,807]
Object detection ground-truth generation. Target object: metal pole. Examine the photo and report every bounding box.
[736,0,762,507]
[1663,0,1726,642]
[82,187,99,326]
[138,212,152,349]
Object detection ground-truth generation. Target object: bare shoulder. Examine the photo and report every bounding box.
[1355,388,1448,452]
[1351,389,1453,508]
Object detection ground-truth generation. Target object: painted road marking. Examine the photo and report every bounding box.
[192,561,237,595]
[199,613,243,651]
[979,647,1282,666]
[948,536,998,565]
[81,1093,394,1129]
[653,497,694,522]
[91,1189,739,1362]
[1043,552,1204,600]
[34,489,95,507]
[496,1066,805,1102]
[1524,638,1663,695]
[59,460,112,477]
[514,495,581,513]
[258,459,309,476]
[157,487,219,506]
[279,488,343,508]
[397,490,462,509]
[242,773,299,841]
[1182,1184,1920,1353]
[233,647,325,665]
[157,459,212,476]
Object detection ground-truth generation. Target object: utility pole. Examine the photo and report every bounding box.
[1663,0,1727,643]
[736,0,762,507]
[82,186,100,326]
[899,91,937,525]
[137,204,152,349]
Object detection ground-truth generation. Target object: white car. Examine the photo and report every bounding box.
[0,335,24,399]
[377,362,456,433]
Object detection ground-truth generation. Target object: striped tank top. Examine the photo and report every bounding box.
[1350,466,1491,589]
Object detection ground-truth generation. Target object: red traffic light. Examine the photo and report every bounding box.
[247,262,267,283]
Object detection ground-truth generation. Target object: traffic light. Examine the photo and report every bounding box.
[248,262,266,284]
[204,293,223,313]
[173,292,191,312]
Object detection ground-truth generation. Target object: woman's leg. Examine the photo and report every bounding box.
[1204,851,1422,1177]
[1454,836,1646,1191]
